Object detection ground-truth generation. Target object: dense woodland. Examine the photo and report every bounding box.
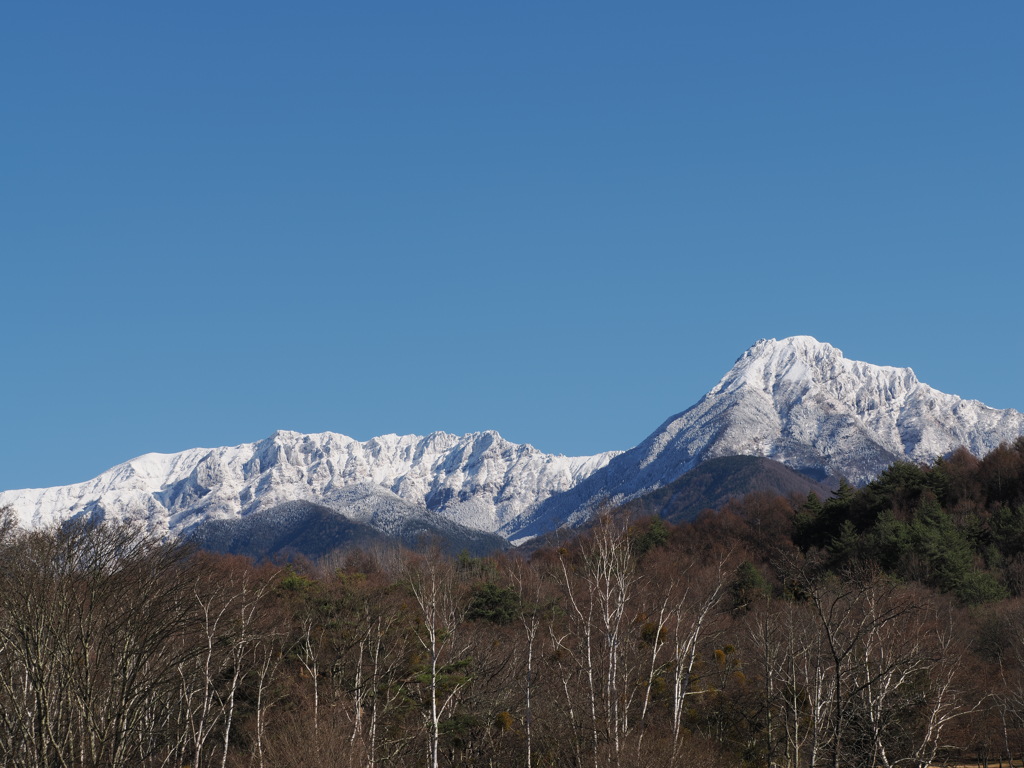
[3,440,1024,767]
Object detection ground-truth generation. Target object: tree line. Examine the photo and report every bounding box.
[1,439,1024,767]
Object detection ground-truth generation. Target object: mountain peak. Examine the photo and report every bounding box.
[716,336,919,400]
[750,335,836,354]
[503,337,1024,540]
[663,336,1016,487]
[743,335,851,370]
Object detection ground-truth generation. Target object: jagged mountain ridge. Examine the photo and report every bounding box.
[0,430,617,537]
[3,336,1023,546]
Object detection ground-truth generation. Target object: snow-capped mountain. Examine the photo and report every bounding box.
[0,430,617,537]
[3,336,1023,546]
[504,336,1024,539]
[678,336,1024,480]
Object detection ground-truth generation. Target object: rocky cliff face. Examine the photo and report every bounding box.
[0,429,617,537]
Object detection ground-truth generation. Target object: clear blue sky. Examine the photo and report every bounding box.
[3,2,1022,490]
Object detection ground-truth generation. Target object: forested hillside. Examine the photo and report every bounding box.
[2,440,1024,767]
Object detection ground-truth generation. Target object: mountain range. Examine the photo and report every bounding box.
[3,336,1022,550]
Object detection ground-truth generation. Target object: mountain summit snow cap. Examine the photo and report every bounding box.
[715,336,920,399]
[740,336,855,370]
[747,335,839,356]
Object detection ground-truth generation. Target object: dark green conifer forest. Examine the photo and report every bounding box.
[3,439,1024,767]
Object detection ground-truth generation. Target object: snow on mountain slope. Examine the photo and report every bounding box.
[0,430,618,537]
[693,336,1024,479]
[3,336,1022,545]
[504,336,1024,540]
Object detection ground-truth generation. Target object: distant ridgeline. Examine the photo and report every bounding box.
[2,336,1023,560]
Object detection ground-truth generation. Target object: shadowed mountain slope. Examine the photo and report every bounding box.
[617,455,835,525]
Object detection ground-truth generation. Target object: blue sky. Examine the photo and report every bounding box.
[3,2,1022,490]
